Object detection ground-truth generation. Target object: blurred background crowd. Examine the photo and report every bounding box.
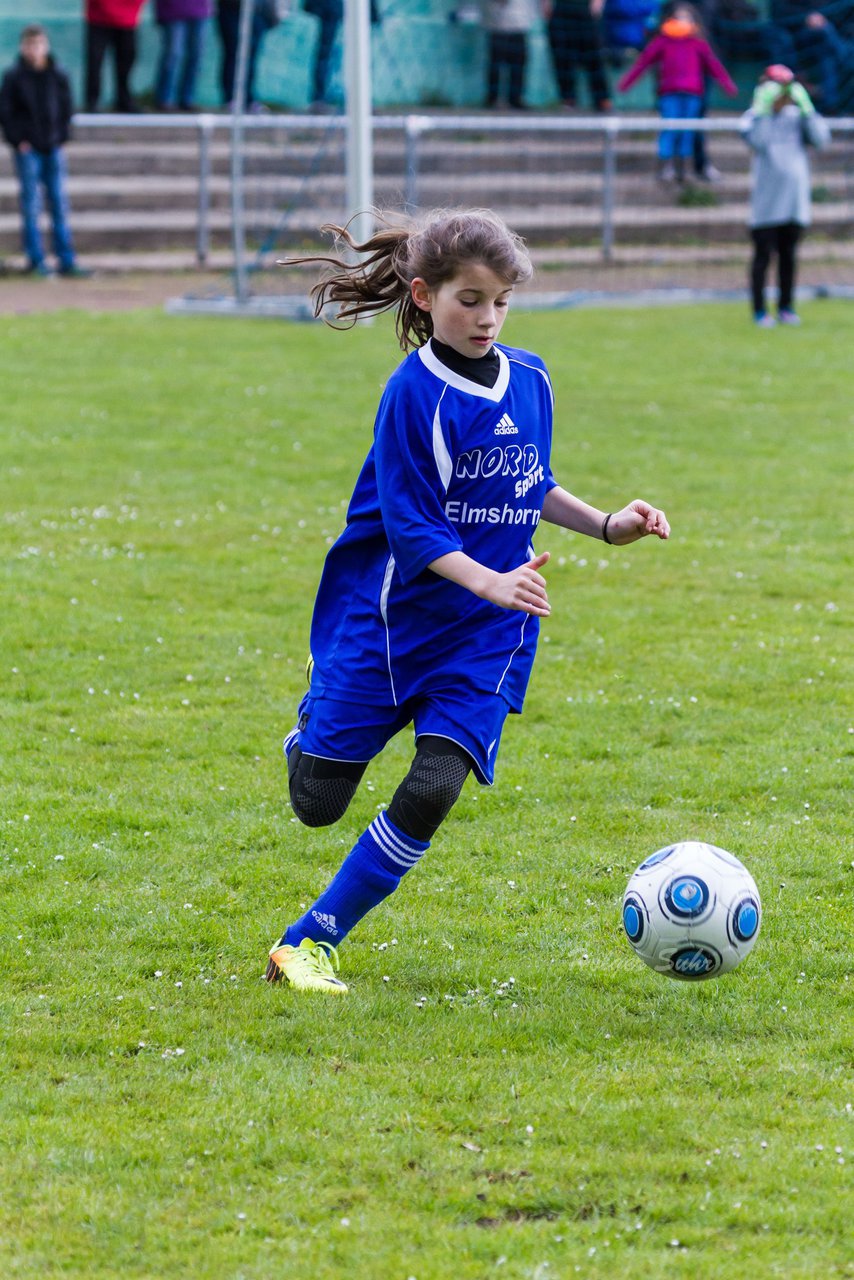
[0,0,850,117]
[0,1,850,292]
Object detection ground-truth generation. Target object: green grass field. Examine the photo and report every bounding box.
[1,301,852,1279]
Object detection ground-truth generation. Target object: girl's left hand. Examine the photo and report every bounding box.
[607,499,670,545]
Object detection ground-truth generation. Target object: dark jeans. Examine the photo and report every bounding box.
[85,22,138,112]
[548,7,610,108]
[156,17,208,108]
[218,6,267,105]
[14,147,75,270]
[311,14,341,103]
[486,31,528,107]
[750,222,803,314]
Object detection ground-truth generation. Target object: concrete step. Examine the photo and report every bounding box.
[12,117,851,173]
[28,132,821,179]
[1,169,850,218]
[3,199,850,254]
[4,238,852,278]
[1,116,850,257]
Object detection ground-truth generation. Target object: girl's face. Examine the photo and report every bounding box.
[411,262,513,358]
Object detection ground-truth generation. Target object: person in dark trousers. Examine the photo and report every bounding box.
[546,0,613,111]
[483,0,535,108]
[740,63,830,325]
[301,0,379,112]
[303,0,342,109]
[216,0,276,111]
[84,0,148,112]
[0,25,89,277]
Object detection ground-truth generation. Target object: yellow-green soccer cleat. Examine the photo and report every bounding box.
[265,937,348,993]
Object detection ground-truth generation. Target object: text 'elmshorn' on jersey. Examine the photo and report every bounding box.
[308,339,557,713]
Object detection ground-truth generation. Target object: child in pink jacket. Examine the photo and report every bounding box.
[618,3,737,181]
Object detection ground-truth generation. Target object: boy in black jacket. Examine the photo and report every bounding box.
[0,25,88,277]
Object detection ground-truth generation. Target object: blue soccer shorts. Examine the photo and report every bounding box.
[292,686,512,785]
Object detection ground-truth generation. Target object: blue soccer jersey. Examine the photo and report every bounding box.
[307,338,557,713]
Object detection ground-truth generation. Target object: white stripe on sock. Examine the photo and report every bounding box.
[376,811,424,858]
[371,837,420,870]
[370,830,421,869]
[370,815,424,868]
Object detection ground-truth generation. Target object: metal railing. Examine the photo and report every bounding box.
[73,111,854,268]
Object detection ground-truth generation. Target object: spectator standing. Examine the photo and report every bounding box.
[648,0,727,180]
[0,25,88,276]
[769,0,852,114]
[154,0,213,111]
[217,0,277,111]
[483,0,536,107]
[546,0,613,111]
[301,0,381,112]
[617,2,736,181]
[655,0,720,180]
[303,0,343,110]
[740,64,830,326]
[84,0,148,112]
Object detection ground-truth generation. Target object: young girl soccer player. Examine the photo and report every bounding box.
[266,209,670,993]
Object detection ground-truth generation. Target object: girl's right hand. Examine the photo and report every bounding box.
[485,551,551,616]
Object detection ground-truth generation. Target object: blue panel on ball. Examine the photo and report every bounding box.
[664,875,710,919]
[637,845,676,872]
[623,897,645,943]
[732,898,759,941]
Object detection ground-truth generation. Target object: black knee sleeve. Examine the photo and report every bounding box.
[288,747,367,828]
[387,735,472,842]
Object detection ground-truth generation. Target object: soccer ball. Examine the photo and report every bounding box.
[622,841,761,981]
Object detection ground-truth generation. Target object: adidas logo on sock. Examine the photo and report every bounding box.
[494,412,518,435]
[311,910,339,936]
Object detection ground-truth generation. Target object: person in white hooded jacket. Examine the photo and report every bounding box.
[740,63,830,327]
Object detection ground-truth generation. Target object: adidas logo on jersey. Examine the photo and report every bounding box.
[311,910,339,936]
[494,413,518,435]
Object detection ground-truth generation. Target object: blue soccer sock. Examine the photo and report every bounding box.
[282,811,429,948]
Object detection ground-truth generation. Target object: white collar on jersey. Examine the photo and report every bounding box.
[417,340,511,402]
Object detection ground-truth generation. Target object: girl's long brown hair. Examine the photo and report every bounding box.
[286,209,533,351]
